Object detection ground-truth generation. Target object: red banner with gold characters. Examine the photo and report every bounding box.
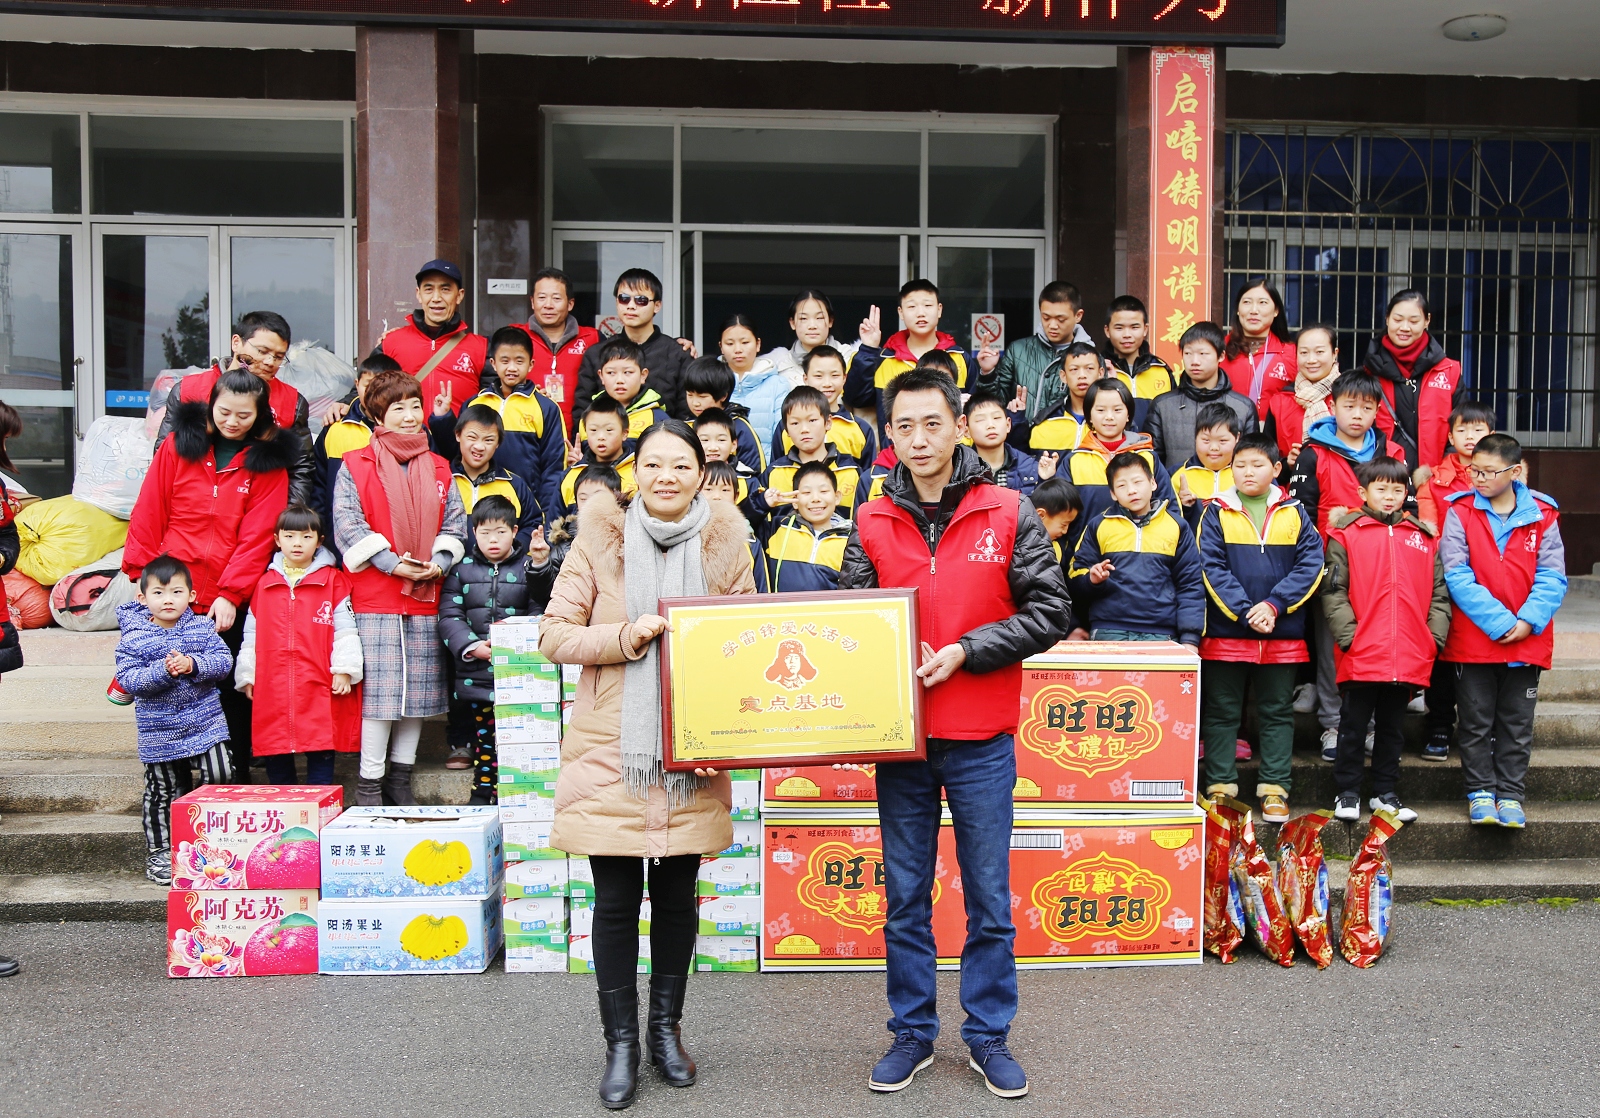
[1148,46,1216,370]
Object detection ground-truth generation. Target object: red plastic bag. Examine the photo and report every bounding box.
[1275,810,1335,968]
[3,569,50,629]
[1340,810,1402,968]
[1222,795,1295,967]
[1201,796,1245,963]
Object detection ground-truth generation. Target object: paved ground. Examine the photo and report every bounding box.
[1,905,1597,1117]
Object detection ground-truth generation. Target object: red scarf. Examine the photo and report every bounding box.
[370,427,442,602]
[1381,334,1430,379]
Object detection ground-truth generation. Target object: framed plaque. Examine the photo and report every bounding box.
[659,589,924,771]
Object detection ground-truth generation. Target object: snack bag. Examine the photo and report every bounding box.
[1340,809,1402,968]
[1221,795,1294,967]
[1200,796,1245,963]
[1275,810,1335,968]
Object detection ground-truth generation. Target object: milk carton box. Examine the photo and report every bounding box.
[697,895,762,937]
[504,896,568,935]
[504,856,569,899]
[695,935,758,972]
[505,932,568,973]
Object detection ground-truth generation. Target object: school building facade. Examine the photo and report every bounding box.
[0,1,1595,562]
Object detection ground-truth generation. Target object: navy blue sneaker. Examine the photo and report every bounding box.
[1421,731,1450,762]
[969,1037,1029,1098]
[869,1031,934,1092]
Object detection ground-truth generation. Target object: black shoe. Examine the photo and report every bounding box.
[382,762,417,807]
[0,955,18,977]
[597,985,641,1109]
[355,777,383,807]
[646,974,697,1087]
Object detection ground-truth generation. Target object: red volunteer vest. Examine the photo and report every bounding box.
[854,482,1021,740]
[1329,514,1440,688]
[179,365,302,429]
[342,445,453,616]
[381,321,488,417]
[249,564,362,755]
[1312,435,1408,539]
[514,322,599,436]
[1442,497,1558,670]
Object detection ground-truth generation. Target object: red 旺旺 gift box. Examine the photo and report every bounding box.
[763,765,879,805]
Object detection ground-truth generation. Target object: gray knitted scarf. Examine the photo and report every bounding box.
[621,495,711,808]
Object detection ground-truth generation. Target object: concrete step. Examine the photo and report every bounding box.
[0,812,144,875]
[1541,663,1600,701]
[1251,798,1600,862]
[0,758,145,815]
[0,872,167,922]
[1233,747,1600,804]
[1567,573,1600,599]
[1285,700,1600,750]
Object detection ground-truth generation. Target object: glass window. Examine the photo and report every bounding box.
[0,113,81,215]
[933,245,1037,351]
[101,233,212,415]
[551,124,673,223]
[91,117,344,218]
[230,236,337,351]
[928,133,1045,230]
[682,128,919,227]
[0,232,77,497]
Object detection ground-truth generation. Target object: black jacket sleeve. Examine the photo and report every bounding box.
[959,501,1073,673]
[288,395,316,507]
[0,520,18,577]
[1287,445,1319,530]
[436,569,478,660]
[843,345,884,411]
[1147,397,1169,465]
[838,526,880,591]
[154,382,184,447]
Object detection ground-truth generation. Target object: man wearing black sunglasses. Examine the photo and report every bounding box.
[572,268,692,425]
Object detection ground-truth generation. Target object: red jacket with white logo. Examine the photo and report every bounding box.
[243,555,363,756]
[179,364,302,429]
[123,403,294,611]
[1323,508,1450,688]
[1442,493,1560,670]
[514,320,600,436]
[380,316,488,417]
[1220,332,1297,408]
[1362,336,1466,470]
[340,444,455,616]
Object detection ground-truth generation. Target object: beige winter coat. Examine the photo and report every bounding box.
[539,491,757,858]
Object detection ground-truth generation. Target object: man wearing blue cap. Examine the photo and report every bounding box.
[376,259,487,418]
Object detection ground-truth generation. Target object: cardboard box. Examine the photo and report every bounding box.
[763,765,878,807]
[497,742,561,785]
[320,806,504,899]
[698,852,761,897]
[718,821,762,857]
[170,785,342,890]
[496,789,556,813]
[762,820,889,970]
[562,663,580,702]
[318,894,502,975]
[568,855,595,900]
[494,663,560,706]
[1014,643,1200,807]
[570,898,650,936]
[729,768,760,783]
[167,889,319,978]
[503,818,563,863]
[505,932,568,973]
[496,703,564,745]
[696,935,759,972]
[490,618,544,661]
[504,896,567,934]
[504,857,569,899]
[568,934,649,975]
[729,779,761,821]
[698,895,762,937]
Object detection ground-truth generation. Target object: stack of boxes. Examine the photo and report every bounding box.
[761,641,1205,972]
[164,786,342,978]
[693,771,762,973]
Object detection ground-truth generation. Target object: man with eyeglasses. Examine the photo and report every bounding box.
[571,268,693,425]
[154,308,316,504]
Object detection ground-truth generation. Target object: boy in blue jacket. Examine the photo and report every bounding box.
[765,461,851,593]
[1069,452,1203,647]
[1196,434,1325,821]
[115,555,235,886]
[965,390,1041,497]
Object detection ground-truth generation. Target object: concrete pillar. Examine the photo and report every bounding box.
[355,27,473,351]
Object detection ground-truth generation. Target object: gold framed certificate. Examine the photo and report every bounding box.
[659,589,925,771]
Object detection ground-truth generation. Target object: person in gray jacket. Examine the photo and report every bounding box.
[1146,321,1258,473]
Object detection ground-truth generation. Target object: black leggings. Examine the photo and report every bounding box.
[589,854,699,990]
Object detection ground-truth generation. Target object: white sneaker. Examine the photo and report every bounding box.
[1407,694,1428,714]
[1320,728,1338,762]
[1365,730,1375,756]
[1293,684,1317,714]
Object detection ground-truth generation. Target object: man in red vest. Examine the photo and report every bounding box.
[841,368,1070,1100]
[376,259,487,417]
[513,267,599,438]
[153,309,315,504]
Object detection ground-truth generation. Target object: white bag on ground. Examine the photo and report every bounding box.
[49,547,137,632]
[278,341,357,436]
[72,416,155,519]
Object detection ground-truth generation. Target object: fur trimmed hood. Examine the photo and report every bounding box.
[171,401,301,473]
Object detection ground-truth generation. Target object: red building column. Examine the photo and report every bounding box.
[1116,45,1225,368]
[355,27,473,352]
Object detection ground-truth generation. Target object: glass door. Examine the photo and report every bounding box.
[0,224,89,499]
[552,230,676,337]
[927,237,1045,356]
[222,227,348,359]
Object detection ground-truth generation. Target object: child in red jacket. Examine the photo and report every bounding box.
[1322,457,1451,824]
[234,505,364,785]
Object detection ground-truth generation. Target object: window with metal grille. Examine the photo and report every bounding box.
[1225,126,1597,446]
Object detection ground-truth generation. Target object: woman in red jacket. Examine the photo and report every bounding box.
[1361,288,1467,477]
[123,368,298,779]
[331,369,467,806]
[1221,280,1296,407]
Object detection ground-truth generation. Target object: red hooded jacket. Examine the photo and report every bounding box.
[179,364,302,429]
[245,556,363,755]
[1362,336,1465,470]
[513,320,600,436]
[1327,509,1445,688]
[123,403,294,610]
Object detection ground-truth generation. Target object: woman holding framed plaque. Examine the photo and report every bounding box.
[538,418,758,1110]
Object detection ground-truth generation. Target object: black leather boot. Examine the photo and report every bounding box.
[355,777,383,807]
[597,985,640,1109]
[382,762,416,806]
[646,974,696,1086]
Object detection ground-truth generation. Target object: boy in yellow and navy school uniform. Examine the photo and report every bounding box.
[1172,402,1241,531]
[1195,433,1325,822]
[437,326,567,520]
[773,344,876,468]
[753,386,864,529]
[444,403,547,550]
[1010,340,1104,460]
[1102,294,1177,432]
[766,461,851,593]
[843,278,970,435]
[695,408,764,533]
[575,335,670,443]
[1069,451,1203,647]
[683,356,767,475]
[1062,378,1177,554]
[558,394,637,516]
[703,460,769,593]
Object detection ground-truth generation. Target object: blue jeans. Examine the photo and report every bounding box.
[877,735,1017,1047]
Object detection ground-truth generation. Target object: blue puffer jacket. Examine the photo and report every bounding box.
[114,599,233,764]
[729,356,798,450]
